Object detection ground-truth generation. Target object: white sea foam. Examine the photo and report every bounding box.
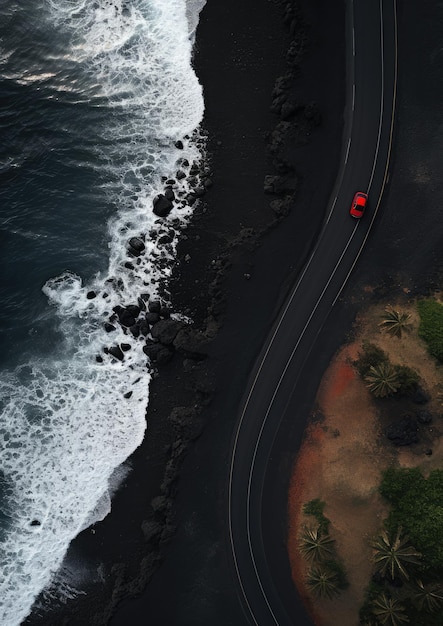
[0,0,205,624]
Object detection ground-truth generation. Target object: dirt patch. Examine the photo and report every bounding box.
[287,299,443,625]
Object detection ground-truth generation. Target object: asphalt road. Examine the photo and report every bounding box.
[227,0,398,624]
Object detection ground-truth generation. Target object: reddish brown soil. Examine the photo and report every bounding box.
[286,301,443,625]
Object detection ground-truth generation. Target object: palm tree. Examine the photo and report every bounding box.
[379,307,412,338]
[411,579,443,612]
[365,363,401,397]
[371,593,409,625]
[306,566,340,599]
[371,527,421,580]
[298,525,335,563]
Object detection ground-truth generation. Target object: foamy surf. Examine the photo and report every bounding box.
[0,0,206,623]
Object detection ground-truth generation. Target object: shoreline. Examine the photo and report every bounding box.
[25,0,347,624]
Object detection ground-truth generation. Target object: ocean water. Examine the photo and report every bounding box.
[0,1,205,623]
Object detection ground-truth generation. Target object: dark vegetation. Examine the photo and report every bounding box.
[353,341,420,398]
[342,302,443,623]
[359,468,443,625]
[417,299,443,364]
[300,500,348,599]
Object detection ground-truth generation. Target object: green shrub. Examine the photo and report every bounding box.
[302,499,348,598]
[323,558,349,590]
[417,299,443,363]
[359,580,384,625]
[303,499,329,534]
[394,364,420,394]
[354,341,390,377]
[380,468,443,568]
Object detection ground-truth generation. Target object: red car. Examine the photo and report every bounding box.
[350,191,368,218]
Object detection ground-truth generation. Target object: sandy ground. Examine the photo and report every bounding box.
[287,298,443,625]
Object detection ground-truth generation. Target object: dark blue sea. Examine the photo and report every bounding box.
[0,1,205,622]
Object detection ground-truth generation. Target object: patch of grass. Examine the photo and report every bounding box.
[417,299,443,363]
[380,467,443,569]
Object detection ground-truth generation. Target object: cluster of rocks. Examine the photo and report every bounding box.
[386,414,419,446]
[98,297,211,370]
[141,402,209,554]
[263,6,322,220]
[282,1,306,66]
[154,147,212,219]
[93,135,216,370]
[385,404,439,448]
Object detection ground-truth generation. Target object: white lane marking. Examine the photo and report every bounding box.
[344,135,352,164]
[352,82,355,111]
[228,0,399,623]
[367,0,385,193]
[334,0,398,310]
[244,219,359,621]
[227,0,360,621]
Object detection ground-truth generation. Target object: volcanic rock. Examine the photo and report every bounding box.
[145,312,160,325]
[108,346,124,361]
[126,304,141,318]
[280,101,297,120]
[128,237,145,255]
[143,342,174,365]
[386,415,418,446]
[138,320,150,336]
[158,233,174,245]
[264,174,298,195]
[153,194,173,217]
[416,410,432,424]
[148,300,161,313]
[129,324,140,338]
[167,407,205,444]
[150,319,185,345]
[117,309,137,328]
[164,188,175,202]
[173,327,210,360]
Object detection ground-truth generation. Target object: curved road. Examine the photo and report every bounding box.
[228,0,398,624]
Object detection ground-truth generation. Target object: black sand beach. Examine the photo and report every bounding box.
[25,0,443,625]
[25,1,346,624]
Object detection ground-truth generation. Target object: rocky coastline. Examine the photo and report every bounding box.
[25,1,347,624]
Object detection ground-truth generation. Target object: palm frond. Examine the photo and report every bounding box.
[379,307,412,338]
[372,593,409,625]
[365,363,401,397]
[371,527,421,580]
[298,525,335,563]
[306,566,340,600]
